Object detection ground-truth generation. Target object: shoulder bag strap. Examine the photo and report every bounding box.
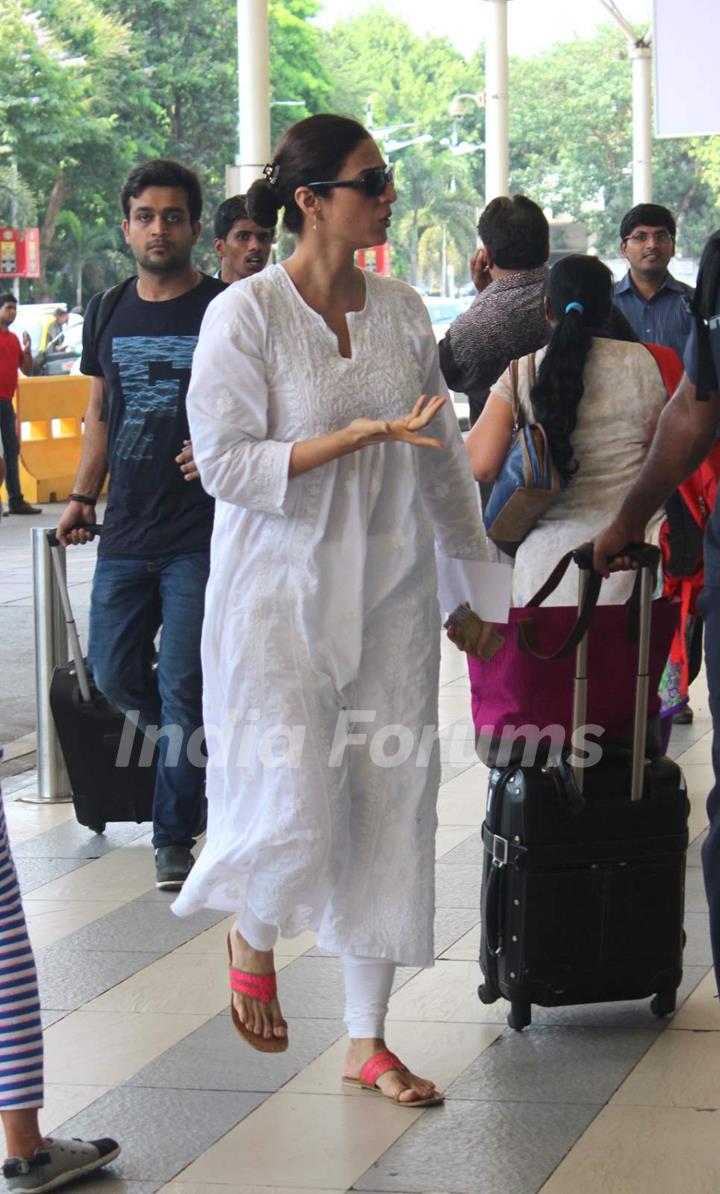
[510,358,524,429]
[518,543,603,660]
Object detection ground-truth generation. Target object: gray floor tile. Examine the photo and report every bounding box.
[684,862,708,913]
[126,1011,345,1092]
[272,955,345,1019]
[434,907,479,957]
[40,1008,69,1029]
[279,954,418,1017]
[53,1086,262,1183]
[683,910,713,965]
[435,864,481,910]
[36,947,160,1010]
[687,828,708,867]
[14,820,148,859]
[353,1098,599,1194]
[441,760,477,784]
[667,721,711,757]
[524,964,709,1029]
[23,1181,161,1194]
[441,830,484,867]
[449,1025,659,1105]
[15,855,88,894]
[57,899,225,954]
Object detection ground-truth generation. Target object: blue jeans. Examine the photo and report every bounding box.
[88,551,209,849]
[696,585,720,994]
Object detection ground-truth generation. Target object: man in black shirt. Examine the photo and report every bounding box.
[56,159,225,891]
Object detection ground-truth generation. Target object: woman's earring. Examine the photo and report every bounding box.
[313,213,318,231]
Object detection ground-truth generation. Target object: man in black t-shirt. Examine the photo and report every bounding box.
[594,230,720,997]
[56,159,225,892]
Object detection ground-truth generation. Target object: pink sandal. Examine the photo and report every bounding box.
[343,1049,444,1107]
[226,934,288,1053]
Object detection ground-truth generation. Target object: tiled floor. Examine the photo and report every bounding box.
[0,645,717,1194]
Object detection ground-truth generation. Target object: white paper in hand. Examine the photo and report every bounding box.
[437,556,512,624]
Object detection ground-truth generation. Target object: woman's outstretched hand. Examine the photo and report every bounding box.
[346,395,447,451]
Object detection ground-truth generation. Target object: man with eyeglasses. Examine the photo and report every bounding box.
[614,203,693,360]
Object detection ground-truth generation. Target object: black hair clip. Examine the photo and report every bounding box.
[263,162,279,187]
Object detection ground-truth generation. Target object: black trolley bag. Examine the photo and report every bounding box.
[47,528,156,834]
[478,544,690,1031]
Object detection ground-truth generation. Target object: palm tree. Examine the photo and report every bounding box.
[51,213,121,307]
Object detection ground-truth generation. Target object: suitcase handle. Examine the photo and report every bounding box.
[46,524,102,549]
[45,527,102,703]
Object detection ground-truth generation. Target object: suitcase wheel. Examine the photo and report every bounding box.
[650,987,677,1018]
[86,820,107,835]
[507,999,532,1032]
[478,982,500,1006]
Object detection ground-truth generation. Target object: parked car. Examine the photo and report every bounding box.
[14,304,83,375]
[40,318,83,376]
[423,296,473,342]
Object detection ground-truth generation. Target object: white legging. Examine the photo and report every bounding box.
[235,910,396,1038]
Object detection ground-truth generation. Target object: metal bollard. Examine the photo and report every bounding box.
[31,527,72,802]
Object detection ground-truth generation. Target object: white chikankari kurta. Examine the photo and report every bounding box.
[172,264,488,965]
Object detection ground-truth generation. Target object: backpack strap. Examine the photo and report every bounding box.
[643,342,684,399]
[88,277,136,420]
[91,276,136,359]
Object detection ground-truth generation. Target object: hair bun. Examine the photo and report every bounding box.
[246,177,283,226]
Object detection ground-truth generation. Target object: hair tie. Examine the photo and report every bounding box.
[565,301,584,315]
[262,162,279,187]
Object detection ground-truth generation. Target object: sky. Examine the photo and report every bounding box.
[315,0,653,57]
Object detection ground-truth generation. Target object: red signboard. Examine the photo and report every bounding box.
[356,243,391,276]
[0,227,41,278]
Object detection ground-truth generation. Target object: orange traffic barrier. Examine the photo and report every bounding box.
[0,375,99,504]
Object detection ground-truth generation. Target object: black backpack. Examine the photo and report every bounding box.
[690,230,720,398]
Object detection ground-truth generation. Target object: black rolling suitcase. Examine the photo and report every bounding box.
[47,529,156,834]
[478,544,689,1031]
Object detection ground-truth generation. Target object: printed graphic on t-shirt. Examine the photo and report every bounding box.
[112,336,196,462]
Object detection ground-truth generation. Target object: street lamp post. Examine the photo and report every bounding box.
[598,0,653,203]
[483,0,511,201]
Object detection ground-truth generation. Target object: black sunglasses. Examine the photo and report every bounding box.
[305,164,395,198]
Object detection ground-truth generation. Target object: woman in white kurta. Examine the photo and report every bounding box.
[466,254,668,606]
[173,115,490,1104]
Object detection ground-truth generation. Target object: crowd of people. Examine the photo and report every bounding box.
[2,108,720,1185]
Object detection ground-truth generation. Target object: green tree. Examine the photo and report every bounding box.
[1,0,142,295]
[323,7,482,281]
[507,26,719,258]
[49,212,122,306]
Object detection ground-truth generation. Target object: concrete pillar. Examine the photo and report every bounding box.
[228,0,271,197]
[630,43,653,203]
[484,0,510,202]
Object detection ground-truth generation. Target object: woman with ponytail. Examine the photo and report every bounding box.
[173,114,497,1104]
[466,253,671,606]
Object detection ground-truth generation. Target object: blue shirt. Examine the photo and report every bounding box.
[684,315,720,583]
[614,271,694,360]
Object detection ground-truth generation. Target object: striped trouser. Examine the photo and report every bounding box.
[0,787,44,1110]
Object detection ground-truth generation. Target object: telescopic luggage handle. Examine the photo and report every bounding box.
[568,541,659,800]
[45,526,103,704]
